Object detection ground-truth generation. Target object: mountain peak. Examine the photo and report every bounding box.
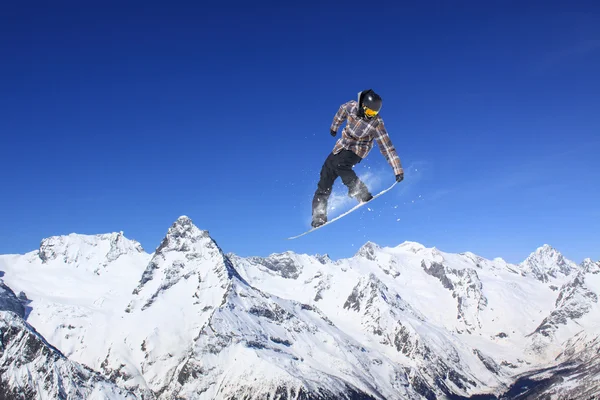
[356,241,381,260]
[155,216,209,255]
[526,244,562,262]
[521,244,576,282]
[38,232,144,265]
[537,244,558,254]
[129,215,238,311]
[175,215,192,224]
[170,215,196,233]
[581,258,600,274]
[396,241,426,253]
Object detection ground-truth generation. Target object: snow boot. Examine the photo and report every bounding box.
[311,213,327,228]
[359,192,373,203]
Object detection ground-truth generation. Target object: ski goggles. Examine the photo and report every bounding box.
[364,106,379,117]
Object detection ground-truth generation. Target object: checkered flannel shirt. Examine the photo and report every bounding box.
[330,100,403,176]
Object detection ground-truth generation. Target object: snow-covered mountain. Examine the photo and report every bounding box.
[0,280,139,399]
[519,244,579,283]
[38,231,145,272]
[501,331,600,399]
[0,216,598,399]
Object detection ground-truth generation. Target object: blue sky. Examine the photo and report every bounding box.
[1,2,599,264]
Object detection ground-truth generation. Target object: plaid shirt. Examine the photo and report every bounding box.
[330,100,403,176]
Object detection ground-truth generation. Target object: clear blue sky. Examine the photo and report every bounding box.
[1,2,599,264]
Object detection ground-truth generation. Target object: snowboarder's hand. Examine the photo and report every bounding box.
[395,173,404,183]
[330,129,337,137]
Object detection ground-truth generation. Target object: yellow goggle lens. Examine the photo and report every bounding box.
[364,107,379,117]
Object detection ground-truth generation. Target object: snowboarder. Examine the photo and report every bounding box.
[311,89,404,228]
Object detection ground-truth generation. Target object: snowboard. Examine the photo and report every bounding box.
[287,181,398,240]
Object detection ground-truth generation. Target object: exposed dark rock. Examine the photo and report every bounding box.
[473,349,500,374]
[247,253,303,279]
[0,281,25,318]
[531,271,597,338]
[422,261,454,290]
[0,311,137,399]
[270,336,293,346]
[357,242,381,262]
[248,304,294,322]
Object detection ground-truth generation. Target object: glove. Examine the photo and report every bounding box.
[330,129,337,137]
[395,172,404,183]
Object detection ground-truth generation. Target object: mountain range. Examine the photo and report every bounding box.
[1,216,598,399]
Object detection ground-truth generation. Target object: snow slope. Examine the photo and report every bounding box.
[0,279,139,400]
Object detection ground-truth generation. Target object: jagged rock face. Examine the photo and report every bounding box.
[356,243,404,278]
[530,270,598,340]
[154,216,207,255]
[0,311,138,400]
[107,232,145,262]
[421,260,487,333]
[310,271,332,302]
[356,242,381,261]
[0,280,25,318]
[343,273,422,321]
[582,258,600,274]
[245,252,303,279]
[520,244,577,282]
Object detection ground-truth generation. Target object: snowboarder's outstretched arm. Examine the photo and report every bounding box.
[330,101,353,135]
[374,121,404,178]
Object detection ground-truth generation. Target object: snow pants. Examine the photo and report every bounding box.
[312,149,371,217]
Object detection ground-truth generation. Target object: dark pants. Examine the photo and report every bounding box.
[312,150,371,217]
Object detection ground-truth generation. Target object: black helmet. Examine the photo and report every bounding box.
[359,89,382,118]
